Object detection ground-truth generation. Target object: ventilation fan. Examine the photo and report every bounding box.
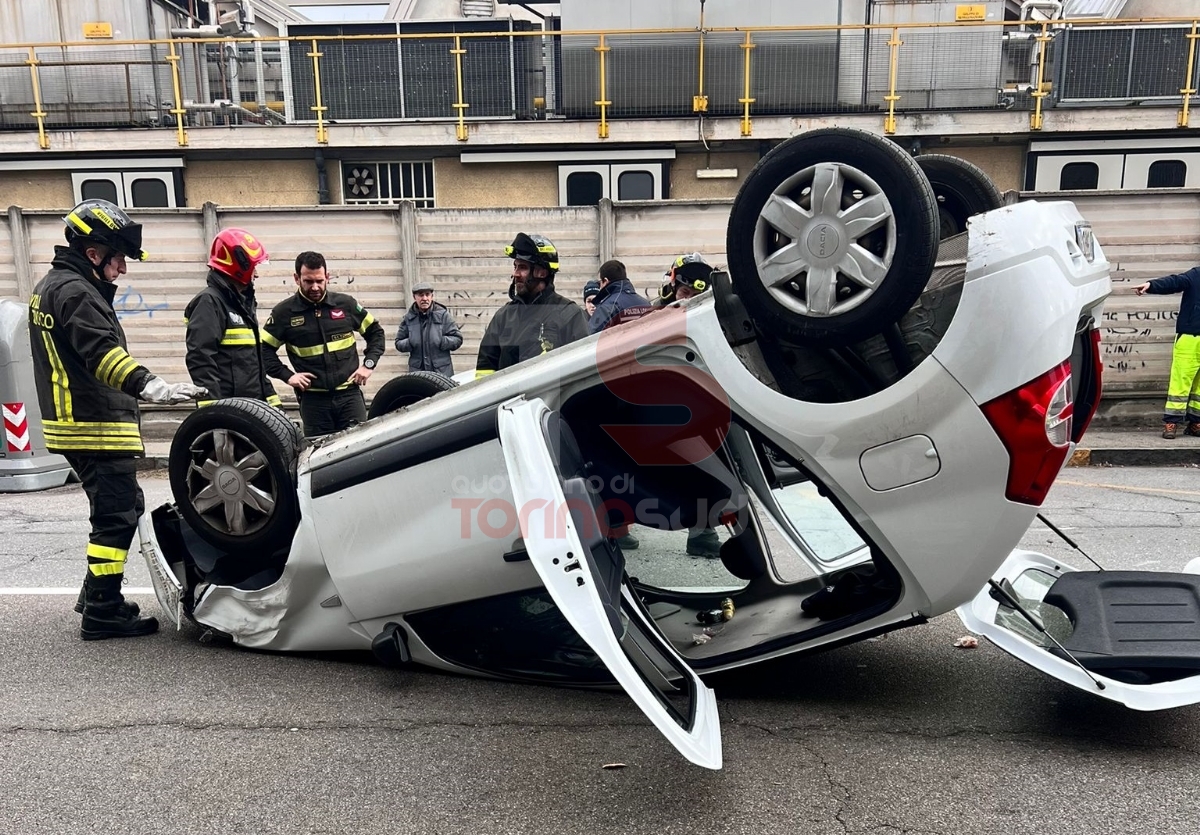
[346,166,377,198]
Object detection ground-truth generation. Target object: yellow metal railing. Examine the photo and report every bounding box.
[3,17,1200,149]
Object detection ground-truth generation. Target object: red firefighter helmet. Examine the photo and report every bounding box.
[208,228,268,285]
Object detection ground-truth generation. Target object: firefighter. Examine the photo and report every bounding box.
[475,233,589,378]
[29,199,207,640]
[261,251,386,436]
[184,228,280,407]
[657,252,714,306]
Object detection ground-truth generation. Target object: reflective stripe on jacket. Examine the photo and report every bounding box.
[184,270,280,406]
[261,290,386,392]
[28,247,152,455]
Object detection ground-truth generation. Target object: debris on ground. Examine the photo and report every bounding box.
[953,635,979,649]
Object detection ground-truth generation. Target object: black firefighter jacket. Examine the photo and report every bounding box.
[261,290,386,393]
[184,270,280,406]
[28,247,153,455]
[475,283,589,377]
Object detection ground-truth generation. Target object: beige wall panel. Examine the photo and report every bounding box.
[434,158,559,208]
[670,152,760,200]
[0,172,74,211]
[24,209,207,385]
[1060,191,1200,393]
[186,159,317,207]
[936,144,1025,193]
[0,213,15,299]
[221,207,409,394]
[612,201,732,298]
[415,206,599,366]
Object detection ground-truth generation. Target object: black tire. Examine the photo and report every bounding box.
[727,128,939,348]
[169,397,302,554]
[366,371,458,419]
[916,154,1003,240]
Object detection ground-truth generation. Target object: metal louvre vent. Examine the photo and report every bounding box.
[342,162,435,207]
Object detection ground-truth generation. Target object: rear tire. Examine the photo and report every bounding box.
[169,398,301,554]
[726,128,939,348]
[916,154,1003,240]
[367,371,458,419]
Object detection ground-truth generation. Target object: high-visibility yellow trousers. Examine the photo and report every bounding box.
[1164,333,1200,423]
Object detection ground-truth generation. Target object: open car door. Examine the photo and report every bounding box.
[498,397,722,770]
[958,550,1200,711]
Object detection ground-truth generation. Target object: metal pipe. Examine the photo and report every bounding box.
[739,31,755,137]
[452,35,468,141]
[145,0,165,125]
[594,33,610,139]
[694,0,708,113]
[166,38,188,146]
[308,39,328,144]
[315,150,330,205]
[254,40,267,113]
[1030,20,1051,130]
[26,48,48,150]
[184,99,284,123]
[883,26,901,135]
[1180,20,1199,127]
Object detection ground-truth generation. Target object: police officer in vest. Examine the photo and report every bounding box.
[184,228,280,407]
[261,251,386,436]
[29,199,207,640]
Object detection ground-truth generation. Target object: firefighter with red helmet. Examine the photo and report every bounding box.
[28,199,207,640]
[184,228,280,407]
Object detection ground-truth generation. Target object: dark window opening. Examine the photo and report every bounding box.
[129,178,170,208]
[566,171,604,207]
[1060,162,1099,190]
[80,179,119,205]
[1148,160,1186,189]
[617,170,655,201]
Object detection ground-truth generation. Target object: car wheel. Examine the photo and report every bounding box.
[169,397,302,554]
[916,154,1004,240]
[726,128,939,347]
[366,371,458,419]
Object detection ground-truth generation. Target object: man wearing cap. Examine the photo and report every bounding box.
[475,232,588,378]
[395,281,463,378]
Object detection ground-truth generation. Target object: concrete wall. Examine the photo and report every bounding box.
[433,157,559,208]
[184,159,318,207]
[670,152,761,200]
[1,191,1183,397]
[0,171,74,210]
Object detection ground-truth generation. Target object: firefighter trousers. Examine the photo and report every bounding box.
[63,454,145,577]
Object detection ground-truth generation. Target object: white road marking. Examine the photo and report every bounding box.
[0,587,154,595]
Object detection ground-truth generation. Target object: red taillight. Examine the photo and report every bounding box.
[980,361,1074,506]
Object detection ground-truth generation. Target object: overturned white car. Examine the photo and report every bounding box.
[140,128,1200,771]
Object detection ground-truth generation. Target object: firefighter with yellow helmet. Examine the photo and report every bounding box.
[28,199,207,640]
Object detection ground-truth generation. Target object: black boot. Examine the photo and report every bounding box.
[74,572,139,617]
[80,574,158,641]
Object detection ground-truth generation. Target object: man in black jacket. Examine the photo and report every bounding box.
[29,199,207,640]
[395,281,463,377]
[261,251,387,436]
[475,232,588,379]
[185,227,280,407]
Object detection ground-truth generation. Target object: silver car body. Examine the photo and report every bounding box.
[142,200,1200,769]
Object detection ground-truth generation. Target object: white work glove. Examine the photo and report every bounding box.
[138,376,209,405]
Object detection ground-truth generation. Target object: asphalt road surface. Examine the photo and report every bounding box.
[2,466,1198,835]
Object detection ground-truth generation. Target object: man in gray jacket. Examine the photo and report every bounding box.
[395,281,463,377]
